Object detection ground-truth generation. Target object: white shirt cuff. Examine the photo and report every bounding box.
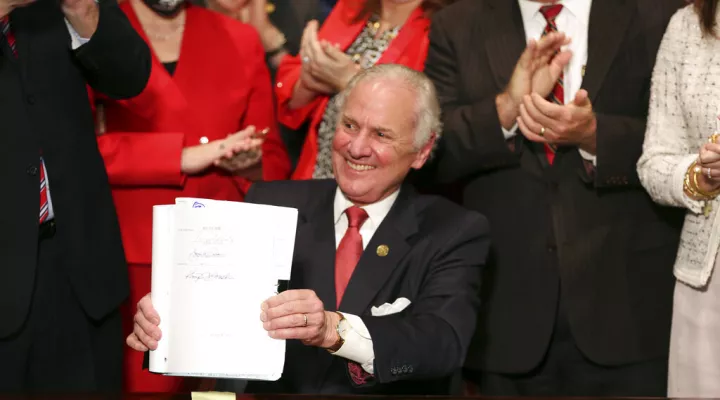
[331,313,375,374]
[502,123,518,140]
[578,148,597,166]
[65,19,91,49]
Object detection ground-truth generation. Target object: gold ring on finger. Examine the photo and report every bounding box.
[303,314,308,327]
[707,167,713,180]
[539,126,546,137]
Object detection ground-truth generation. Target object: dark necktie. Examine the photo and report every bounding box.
[540,4,564,164]
[335,206,368,308]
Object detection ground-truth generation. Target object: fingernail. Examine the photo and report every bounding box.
[152,318,160,325]
[263,321,271,330]
[149,340,158,348]
[260,312,267,322]
[261,302,268,311]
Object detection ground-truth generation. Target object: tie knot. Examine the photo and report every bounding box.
[345,206,368,228]
[540,4,563,22]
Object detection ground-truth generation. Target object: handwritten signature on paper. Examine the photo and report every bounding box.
[187,247,225,260]
[185,271,235,282]
[192,229,234,246]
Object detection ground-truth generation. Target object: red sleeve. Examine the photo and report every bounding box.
[87,87,187,187]
[97,132,186,187]
[274,54,324,130]
[236,26,291,182]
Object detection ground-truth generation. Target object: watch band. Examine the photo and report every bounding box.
[327,311,346,353]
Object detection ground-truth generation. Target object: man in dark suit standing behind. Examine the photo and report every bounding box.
[425,0,684,396]
[128,64,490,395]
[0,0,150,392]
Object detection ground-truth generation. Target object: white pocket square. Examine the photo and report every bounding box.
[371,297,411,316]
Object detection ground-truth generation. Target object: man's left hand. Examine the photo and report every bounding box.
[260,289,340,348]
[517,90,598,155]
[62,0,98,39]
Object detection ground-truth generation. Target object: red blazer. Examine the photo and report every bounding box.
[274,0,430,179]
[92,2,290,265]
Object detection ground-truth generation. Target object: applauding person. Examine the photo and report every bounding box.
[275,0,455,180]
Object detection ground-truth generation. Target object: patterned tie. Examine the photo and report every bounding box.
[540,4,564,165]
[2,17,49,222]
[0,15,17,57]
[335,206,369,308]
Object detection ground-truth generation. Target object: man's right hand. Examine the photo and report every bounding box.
[497,32,572,129]
[126,293,161,352]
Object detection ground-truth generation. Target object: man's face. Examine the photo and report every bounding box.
[331,78,435,206]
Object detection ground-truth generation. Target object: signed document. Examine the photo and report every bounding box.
[149,198,298,380]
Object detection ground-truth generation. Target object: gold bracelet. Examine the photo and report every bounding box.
[685,161,720,200]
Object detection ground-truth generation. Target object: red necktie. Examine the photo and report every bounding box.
[335,206,368,308]
[2,17,48,222]
[540,4,564,165]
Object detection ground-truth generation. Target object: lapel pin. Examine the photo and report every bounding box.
[376,245,389,257]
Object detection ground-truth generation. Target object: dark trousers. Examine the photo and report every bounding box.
[465,292,668,396]
[0,222,123,393]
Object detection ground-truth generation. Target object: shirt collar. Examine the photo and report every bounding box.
[333,187,400,228]
[518,0,592,24]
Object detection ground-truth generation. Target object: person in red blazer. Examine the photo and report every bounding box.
[89,0,290,392]
[275,0,453,180]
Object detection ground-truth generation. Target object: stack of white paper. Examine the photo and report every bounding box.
[149,197,298,380]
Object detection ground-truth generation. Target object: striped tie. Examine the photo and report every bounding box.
[2,17,48,222]
[39,159,50,223]
[0,15,17,57]
[540,4,564,165]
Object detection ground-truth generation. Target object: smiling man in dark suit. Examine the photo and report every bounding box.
[127,63,490,395]
[423,0,685,396]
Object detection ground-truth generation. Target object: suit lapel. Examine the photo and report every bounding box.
[582,0,634,101]
[482,0,526,91]
[338,185,419,315]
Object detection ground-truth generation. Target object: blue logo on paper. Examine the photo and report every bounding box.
[192,201,205,208]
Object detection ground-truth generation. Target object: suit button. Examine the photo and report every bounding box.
[401,365,408,373]
[408,366,414,373]
[276,82,283,88]
[26,95,35,105]
[547,245,556,253]
[199,136,209,144]
[390,367,398,375]
[27,165,38,176]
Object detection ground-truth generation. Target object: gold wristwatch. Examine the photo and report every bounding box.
[327,312,348,353]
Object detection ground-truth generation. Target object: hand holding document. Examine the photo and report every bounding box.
[149,197,298,380]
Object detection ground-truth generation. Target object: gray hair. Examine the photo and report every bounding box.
[335,64,442,150]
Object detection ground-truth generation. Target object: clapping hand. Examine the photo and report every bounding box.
[696,136,720,192]
[298,20,359,94]
[214,126,266,174]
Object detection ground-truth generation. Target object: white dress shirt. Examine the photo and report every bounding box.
[329,187,400,374]
[42,22,90,221]
[505,0,596,164]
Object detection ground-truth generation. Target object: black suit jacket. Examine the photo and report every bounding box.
[0,0,150,338]
[424,0,685,374]
[243,179,489,394]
